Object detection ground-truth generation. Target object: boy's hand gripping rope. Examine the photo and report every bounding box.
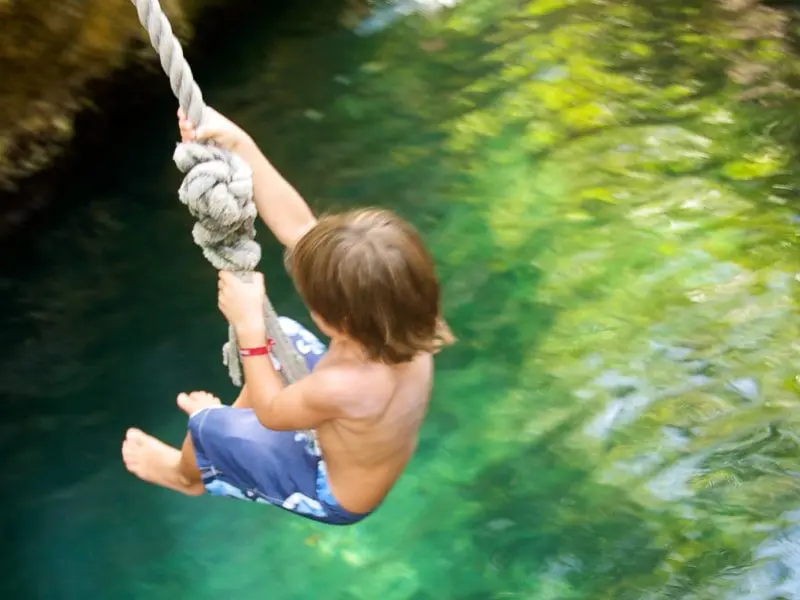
[128,0,313,435]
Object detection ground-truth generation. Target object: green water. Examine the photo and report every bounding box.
[2,0,799,598]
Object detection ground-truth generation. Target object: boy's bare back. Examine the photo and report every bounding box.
[314,350,434,514]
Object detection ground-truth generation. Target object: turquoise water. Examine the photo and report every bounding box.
[1,0,799,598]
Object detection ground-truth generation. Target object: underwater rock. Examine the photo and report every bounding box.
[726,377,760,402]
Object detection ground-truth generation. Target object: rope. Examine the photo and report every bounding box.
[128,0,312,394]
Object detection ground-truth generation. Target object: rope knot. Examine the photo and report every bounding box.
[132,0,314,439]
[173,142,261,272]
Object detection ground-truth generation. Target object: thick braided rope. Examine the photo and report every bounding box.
[129,0,311,392]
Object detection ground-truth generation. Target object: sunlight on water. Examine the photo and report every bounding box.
[354,0,462,36]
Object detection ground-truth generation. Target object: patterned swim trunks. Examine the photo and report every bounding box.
[187,317,370,526]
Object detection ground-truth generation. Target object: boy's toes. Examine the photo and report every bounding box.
[190,391,220,404]
[126,428,146,444]
[176,393,196,415]
[122,428,145,470]
[176,391,221,416]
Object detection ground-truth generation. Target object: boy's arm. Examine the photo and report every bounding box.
[181,107,317,250]
[237,138,317,250]
[237,327,344,431]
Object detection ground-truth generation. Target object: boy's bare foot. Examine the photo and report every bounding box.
[121,428,203,496]
[177,391,222,416]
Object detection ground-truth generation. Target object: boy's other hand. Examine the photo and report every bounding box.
[178,106,253,153]
[218,270,267,334]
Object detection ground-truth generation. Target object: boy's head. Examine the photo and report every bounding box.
[286,208,453,364]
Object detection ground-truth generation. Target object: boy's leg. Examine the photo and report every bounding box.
[122,429,204,496]
[122,391,223,496]
[178,434,203,486]
[174,391,227,488]
[231,384,252,409]
[125,320,327,494]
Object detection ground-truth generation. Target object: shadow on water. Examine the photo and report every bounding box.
[1,0,800,598]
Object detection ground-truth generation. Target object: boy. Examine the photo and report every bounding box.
[121,107,453,525]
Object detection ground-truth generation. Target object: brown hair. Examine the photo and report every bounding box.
[286,208,454,364]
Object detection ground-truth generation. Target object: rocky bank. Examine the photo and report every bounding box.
[0,0,231,191]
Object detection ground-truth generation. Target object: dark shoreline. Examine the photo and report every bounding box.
[0,0,349,245]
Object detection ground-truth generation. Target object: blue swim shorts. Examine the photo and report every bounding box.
[187,317,371,526]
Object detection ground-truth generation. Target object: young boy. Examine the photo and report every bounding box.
[121,107,453,526]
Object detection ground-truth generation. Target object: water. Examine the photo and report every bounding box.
[1,0,799,598]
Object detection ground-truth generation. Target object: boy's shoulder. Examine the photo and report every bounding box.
[307,360,395,420]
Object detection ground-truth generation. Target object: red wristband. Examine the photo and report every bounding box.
[239,338,275,357]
